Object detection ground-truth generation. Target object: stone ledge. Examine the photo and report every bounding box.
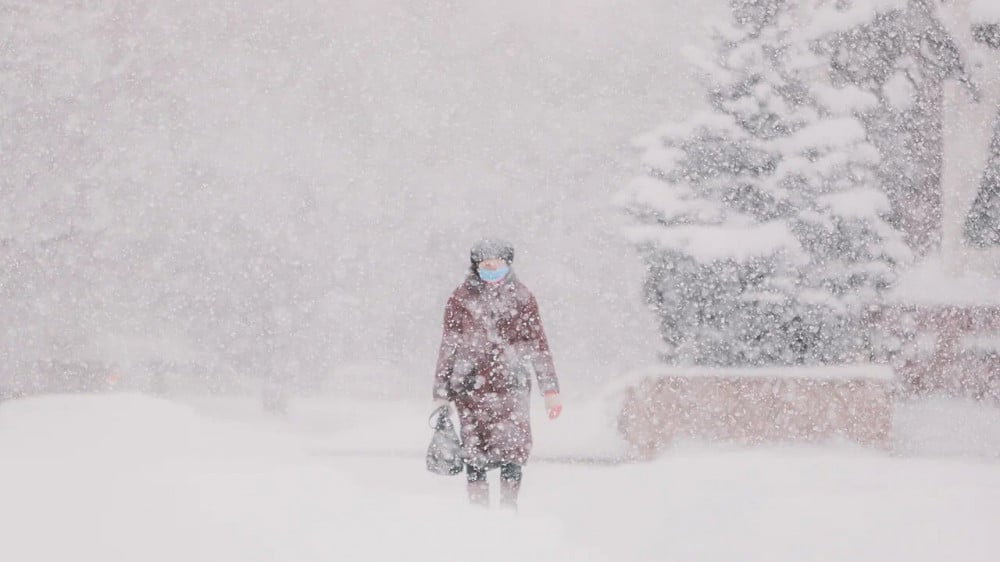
[618,370,893,458]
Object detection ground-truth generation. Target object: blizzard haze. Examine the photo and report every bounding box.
[4,2,1000,561]
[3,0,729,396]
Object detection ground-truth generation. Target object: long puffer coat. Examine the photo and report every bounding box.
[433,270,559,468]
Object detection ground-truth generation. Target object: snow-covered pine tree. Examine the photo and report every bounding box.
[965,3,1000,247]
[810,0,973,256]
[964,116,1000,248]
[617,0,911,367]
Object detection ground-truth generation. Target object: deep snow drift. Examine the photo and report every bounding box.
[2,392,998,562]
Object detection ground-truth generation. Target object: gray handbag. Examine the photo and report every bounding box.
[426,405,464,476]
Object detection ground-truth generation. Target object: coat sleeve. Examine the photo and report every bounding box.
[432,295,463,401]
[523,294,559,396]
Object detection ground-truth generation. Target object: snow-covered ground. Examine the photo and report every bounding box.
[2,392,999,562]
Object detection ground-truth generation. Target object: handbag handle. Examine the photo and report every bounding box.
[428,405,453,430]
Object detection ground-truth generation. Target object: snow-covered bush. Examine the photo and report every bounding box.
[618,0,911,367]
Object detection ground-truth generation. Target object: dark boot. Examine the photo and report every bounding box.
[466,464,489,507]
[500,478,520,510]
[467,480,489,507]
[499,463,522,511]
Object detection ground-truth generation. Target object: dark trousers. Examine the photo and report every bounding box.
[466,463,522,508]
[466,462,522,483]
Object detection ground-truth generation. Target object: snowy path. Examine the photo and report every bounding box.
[1,393,999,562]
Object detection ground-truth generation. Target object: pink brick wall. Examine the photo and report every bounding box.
[618,374,893,458]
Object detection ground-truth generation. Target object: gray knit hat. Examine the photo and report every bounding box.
[470,238,514,267]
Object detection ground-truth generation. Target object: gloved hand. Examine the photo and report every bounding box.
[544,391,562,420]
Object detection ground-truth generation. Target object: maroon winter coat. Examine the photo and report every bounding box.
[433,271,559,468]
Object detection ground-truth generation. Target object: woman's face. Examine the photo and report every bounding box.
[478,258,507,271]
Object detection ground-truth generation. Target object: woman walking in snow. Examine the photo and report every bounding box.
[432,239,562,509]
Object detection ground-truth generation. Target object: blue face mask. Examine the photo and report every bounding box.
[477,264,510,283]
